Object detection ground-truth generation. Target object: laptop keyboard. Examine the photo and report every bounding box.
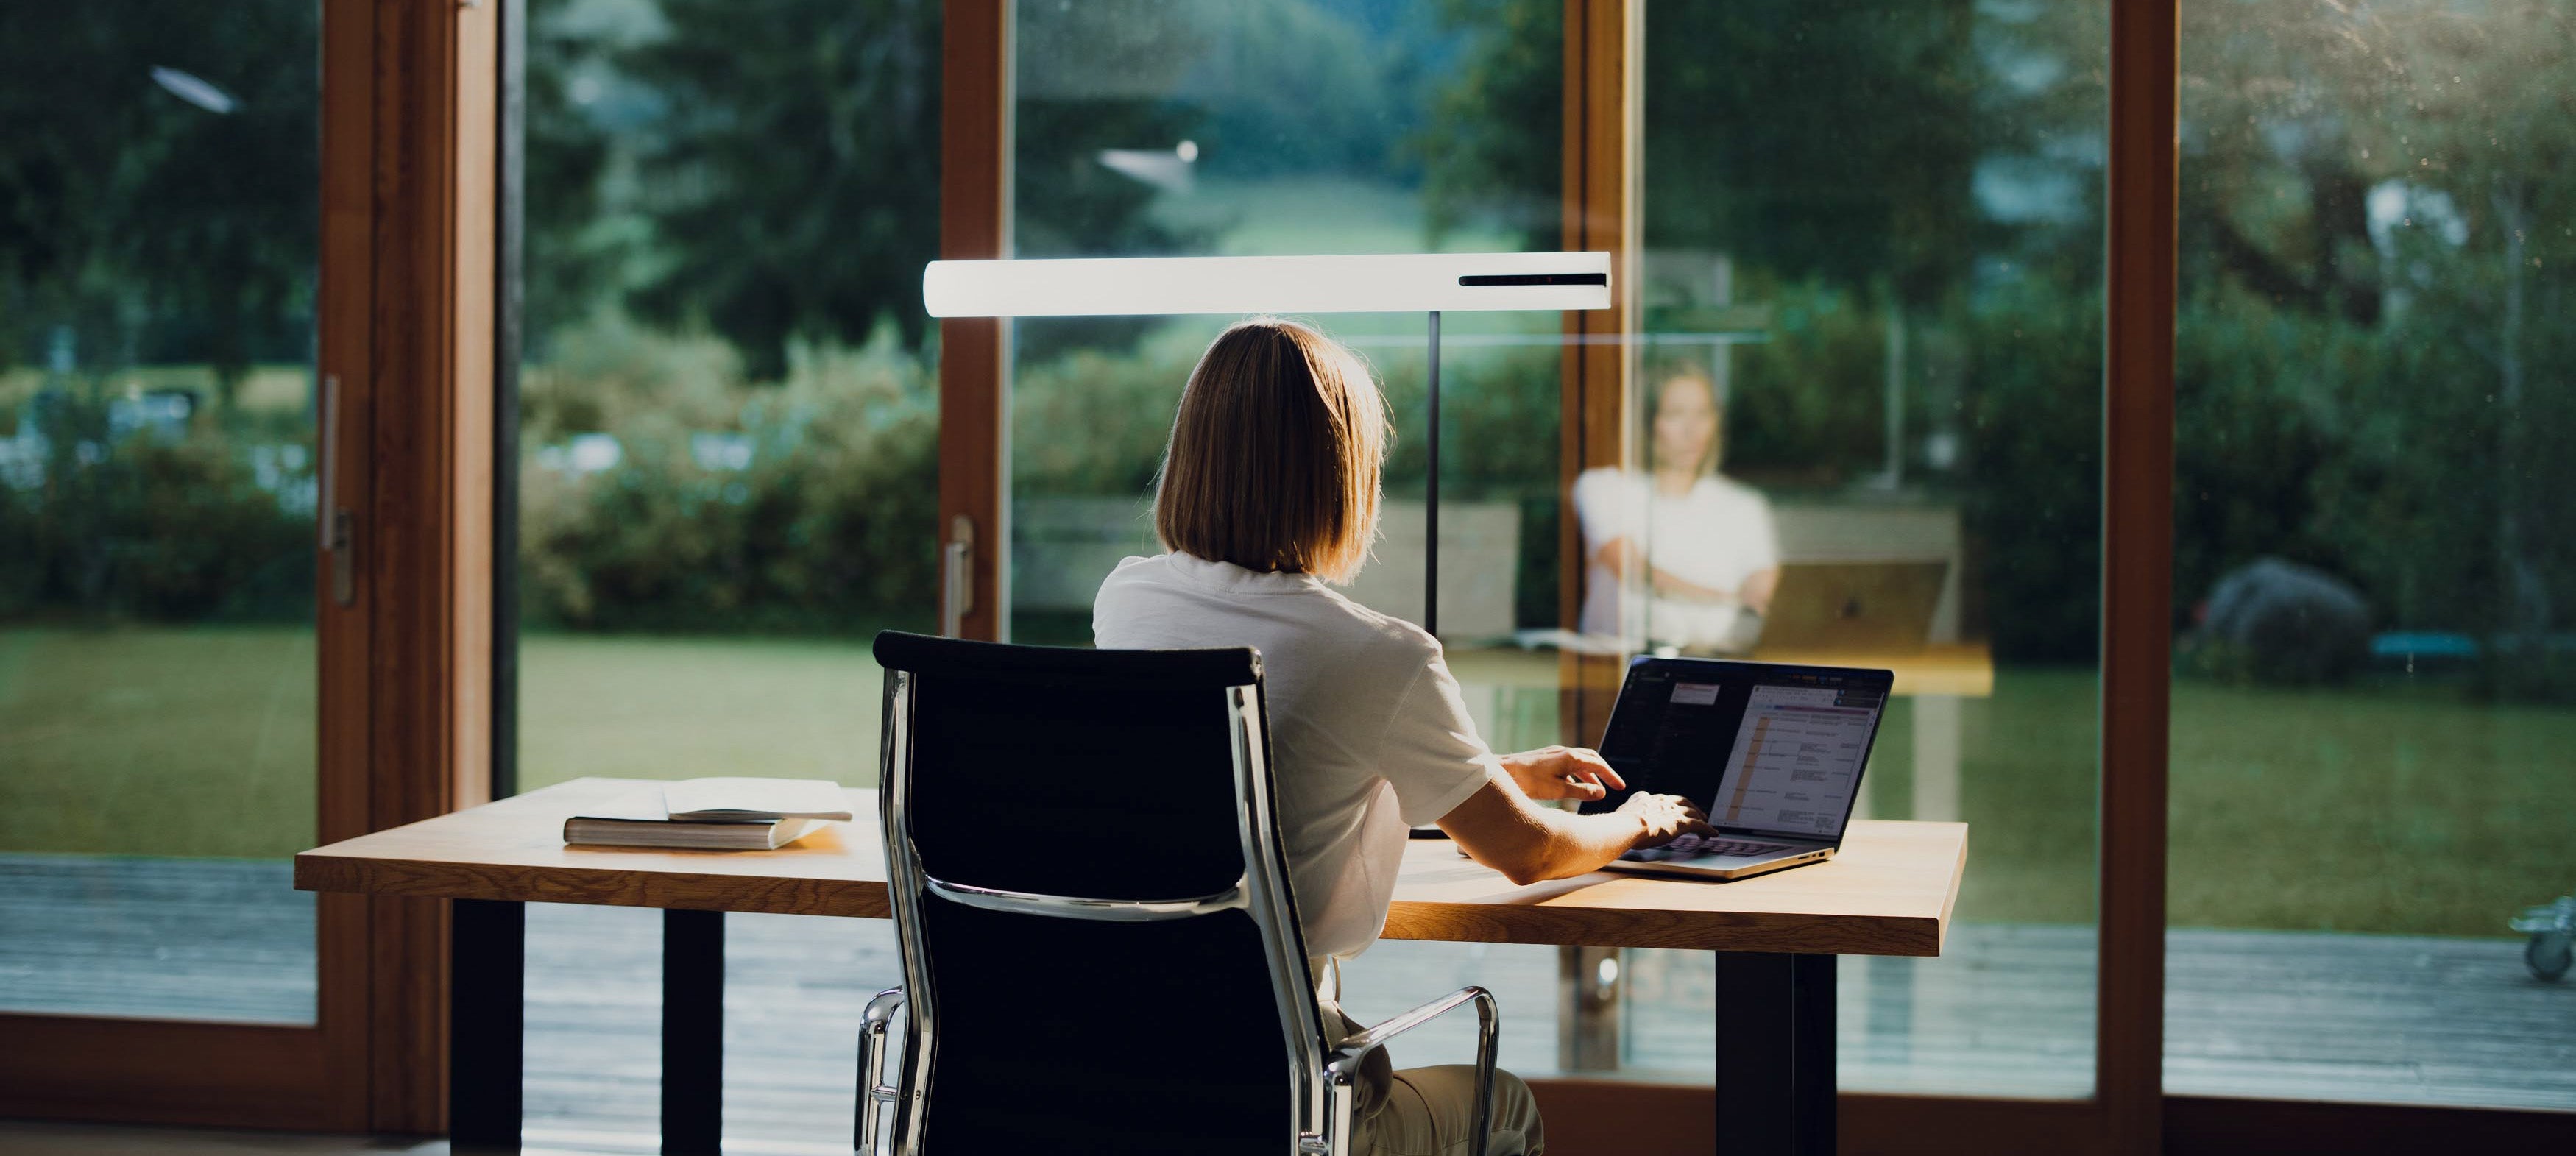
[1622,834,1797,862]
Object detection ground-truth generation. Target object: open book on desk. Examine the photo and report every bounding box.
[563,777,852,851]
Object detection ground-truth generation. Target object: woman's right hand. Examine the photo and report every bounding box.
[1615,792,1715,846]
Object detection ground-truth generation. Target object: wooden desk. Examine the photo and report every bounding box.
[297,778,1966,1156]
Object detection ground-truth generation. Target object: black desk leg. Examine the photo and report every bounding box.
[662,909,725,1156]
[453,898,526,1155]
[1712,951,1836,1156]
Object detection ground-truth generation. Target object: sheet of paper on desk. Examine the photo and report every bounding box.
[660,777,854,821]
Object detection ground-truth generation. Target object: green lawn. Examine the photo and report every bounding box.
[4,627,2567,937]
[517,633,883,791]
[0,628,882,859]
[0,627,317,858]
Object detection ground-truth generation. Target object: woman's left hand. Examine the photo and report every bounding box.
[1499,745,1626,802]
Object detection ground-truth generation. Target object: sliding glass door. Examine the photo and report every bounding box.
[2168,0,2576,1113]
[1620,0,2110,1096]
[508,0,942,796]
[503,0,945,1144]
[0,0,429,1131]
[0,0,322,1029]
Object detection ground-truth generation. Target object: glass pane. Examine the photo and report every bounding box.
[1010,0,1565,1072]
[0,3,320,1024]
[516,0,941,1142]
[2170,0,2576,1110]
[1621,0,2107,1096]
[518,903,896,1147]
[514,0,941,796]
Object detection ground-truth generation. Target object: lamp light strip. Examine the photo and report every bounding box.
[922,252,1612,318]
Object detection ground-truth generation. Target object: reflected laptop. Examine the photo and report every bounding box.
[1758,561,1948,652]
[1579,657,1894,880]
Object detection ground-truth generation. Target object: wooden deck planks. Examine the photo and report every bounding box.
[0,854,316,1024]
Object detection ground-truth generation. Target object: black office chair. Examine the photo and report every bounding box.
[860,630,1498,1155]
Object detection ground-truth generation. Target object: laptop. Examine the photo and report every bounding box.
[1578,656,1894,881]
[1756,561,1948,653]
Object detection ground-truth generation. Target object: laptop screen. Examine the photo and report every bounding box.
[1579,658,1892,844]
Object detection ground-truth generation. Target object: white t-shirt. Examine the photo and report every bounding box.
[1571,468,1780,649]
[1092,552,1500,962]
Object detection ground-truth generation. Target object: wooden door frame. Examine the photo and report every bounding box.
[1556,0,1636,751]
[360,0,500,1133]
[2095,1,2177,1149]
[0,0,496,1133]
[938,0,1011,642]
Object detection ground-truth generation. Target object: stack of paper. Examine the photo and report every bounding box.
[562,778,854,851]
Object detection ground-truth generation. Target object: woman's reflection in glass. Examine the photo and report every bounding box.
[1572,360,1780,654]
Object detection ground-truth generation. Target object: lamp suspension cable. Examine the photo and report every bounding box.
[1426,310,1440,639]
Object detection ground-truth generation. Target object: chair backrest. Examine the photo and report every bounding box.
[871,631,1327,1155]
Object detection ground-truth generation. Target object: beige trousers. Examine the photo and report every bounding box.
[1320,959,1546,1156]
[1352,1062,1546,1156]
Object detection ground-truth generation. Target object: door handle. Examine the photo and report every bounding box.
[941,514,974,637]
[319,374,355,607]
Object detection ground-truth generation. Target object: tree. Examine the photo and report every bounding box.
[534,0,1219,377]
[2178,0,2576,654]
[1415,0,1561,247]
[1420,0,1986,307]
[0,1,317,397]
[609,0,945,382]
[520,0,617,359]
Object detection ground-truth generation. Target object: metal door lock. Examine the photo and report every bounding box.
[319,375,356,607]
[941,514,975,637]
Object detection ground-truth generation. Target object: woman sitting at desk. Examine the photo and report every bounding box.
[1094,318,1710,1156]
[1572,361,1781,654]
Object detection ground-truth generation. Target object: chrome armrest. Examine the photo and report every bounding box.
[1320,985,1498,1156]
[857,987,907,1155]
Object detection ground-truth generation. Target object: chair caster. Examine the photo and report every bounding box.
[2510,897,2575,982]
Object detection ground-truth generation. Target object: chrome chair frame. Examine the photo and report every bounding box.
[860,656,1501,1156]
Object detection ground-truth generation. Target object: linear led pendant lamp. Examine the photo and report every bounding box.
[921,251,1612,318]
[921,251,1614,636]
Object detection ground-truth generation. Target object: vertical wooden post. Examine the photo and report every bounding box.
[364,0,498,1132]
[939,0,1012,642]
[1559,0,1637,745]
[493,0,526,803]
[452,0,499,818]
[2100,1,2177,1150]
[1552,0,1640,1085]
[313,0,381,1134]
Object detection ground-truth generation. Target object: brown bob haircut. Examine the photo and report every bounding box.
[1154,317,1388,585]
